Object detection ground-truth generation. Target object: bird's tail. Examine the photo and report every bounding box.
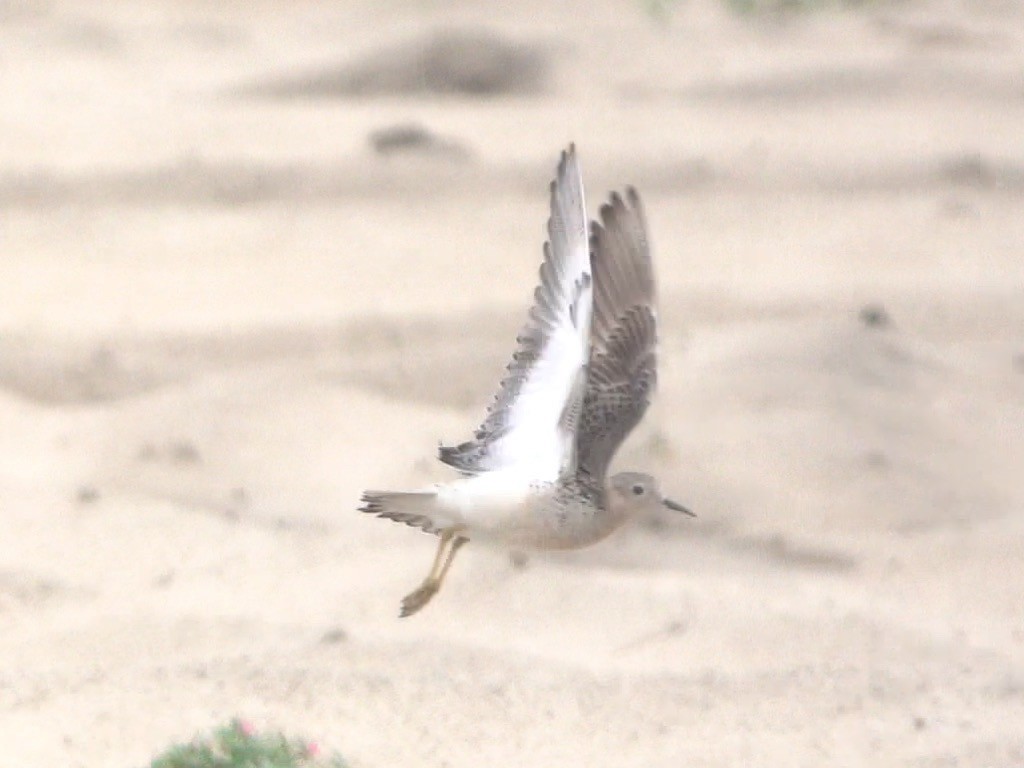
[359,490,446,535]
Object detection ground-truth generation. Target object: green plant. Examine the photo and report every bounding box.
[643,0,683,23]
[148,719,348,768]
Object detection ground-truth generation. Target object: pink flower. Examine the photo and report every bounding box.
[304,741,321,758]
[236,719,256,737]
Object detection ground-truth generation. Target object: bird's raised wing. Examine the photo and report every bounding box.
[575,187,658,478]
[439,145,593,479]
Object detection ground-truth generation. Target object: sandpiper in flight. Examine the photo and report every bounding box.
[360,144,693,617]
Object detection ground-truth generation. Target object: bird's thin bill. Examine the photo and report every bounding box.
[663,498,695,517]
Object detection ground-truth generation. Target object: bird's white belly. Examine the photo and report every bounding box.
[433,473,623,551]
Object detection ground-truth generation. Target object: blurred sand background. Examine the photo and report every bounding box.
[2,0,1024,765]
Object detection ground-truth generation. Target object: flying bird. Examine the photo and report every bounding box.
[360,144,693,616]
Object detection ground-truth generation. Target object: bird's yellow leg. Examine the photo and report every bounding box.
[400,532,468,618]
[435,535,468,595]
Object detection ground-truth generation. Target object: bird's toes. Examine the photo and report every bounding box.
[399,581,439,618]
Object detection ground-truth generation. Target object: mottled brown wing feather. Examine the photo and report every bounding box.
[576,187,658,478]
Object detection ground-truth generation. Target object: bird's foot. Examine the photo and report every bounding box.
[400,580,439,617]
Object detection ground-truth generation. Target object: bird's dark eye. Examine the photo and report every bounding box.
[632,484,645,496]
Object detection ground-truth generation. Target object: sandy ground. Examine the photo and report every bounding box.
[2,0,1024,765]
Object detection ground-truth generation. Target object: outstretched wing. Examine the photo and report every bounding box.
[439,145,593,479]
[576,187,658,478]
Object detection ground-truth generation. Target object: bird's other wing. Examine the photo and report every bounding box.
[439,145,593,479]
[576,187,658,478]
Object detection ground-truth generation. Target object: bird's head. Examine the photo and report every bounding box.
[608,471,694,518]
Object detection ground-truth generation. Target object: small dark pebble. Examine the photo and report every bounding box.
[913,716,927,731]
[370,123,433,152]
[859,304,891,329]
[76,485,100,505]
[320,627,348,644]
[369,123,470,159]
[170,440,202,465]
